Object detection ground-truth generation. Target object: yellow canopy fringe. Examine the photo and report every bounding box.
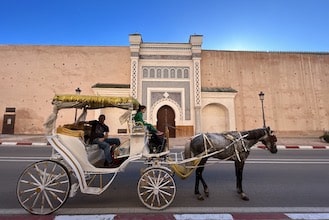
[57,126,84,139]
[52,94,140,110]
[170,158,201,179]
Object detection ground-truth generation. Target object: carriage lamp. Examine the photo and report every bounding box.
[74,87,82,121]
[258,91,266,128]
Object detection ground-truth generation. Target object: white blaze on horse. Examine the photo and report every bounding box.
[184,126,278,201]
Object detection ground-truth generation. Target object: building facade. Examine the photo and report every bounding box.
[128,34,236,137]
[0,34,328,137]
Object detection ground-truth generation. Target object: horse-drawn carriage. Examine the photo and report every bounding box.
[16,94,278,215]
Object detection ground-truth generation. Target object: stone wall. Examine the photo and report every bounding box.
[201,50,329,136]
[0,45,130,133]
[0,45,328,136]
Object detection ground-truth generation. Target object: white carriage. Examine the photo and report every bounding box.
[16,94,186,215]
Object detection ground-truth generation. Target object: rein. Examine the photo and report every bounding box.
[187,129,268,169]
[185,132,248,169]
[201,132,249,162]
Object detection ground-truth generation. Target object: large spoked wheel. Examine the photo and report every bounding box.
[137,167,176,210]
[16,160,71,215]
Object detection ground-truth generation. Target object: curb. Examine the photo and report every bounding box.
[0,141,49,146]
[259,144,329,150]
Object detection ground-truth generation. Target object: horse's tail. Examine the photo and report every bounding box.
[184,140,192,159]
[170,139,200,179]
[171,140,200,179]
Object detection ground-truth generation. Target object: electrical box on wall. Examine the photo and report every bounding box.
[2,107,16,134]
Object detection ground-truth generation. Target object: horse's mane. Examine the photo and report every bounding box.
[240,128,266,140]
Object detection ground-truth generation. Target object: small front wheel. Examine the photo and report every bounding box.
[137,168,176,210]
[16,160,71,215]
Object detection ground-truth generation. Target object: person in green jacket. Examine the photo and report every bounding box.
[134,105,163,135]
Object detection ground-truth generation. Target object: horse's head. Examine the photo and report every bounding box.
[260,127,278,153]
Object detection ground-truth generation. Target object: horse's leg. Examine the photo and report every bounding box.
[199,168,209,197]
[194,166,203,200]
[200,158,210,197]
[194,159,209,200]
[234,160,249,201]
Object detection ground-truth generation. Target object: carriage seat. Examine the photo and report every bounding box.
[56,126,84,139]
[57,125,91,144]
[57,125,130,165]
[56,126,100,163]
[132,121,145,133]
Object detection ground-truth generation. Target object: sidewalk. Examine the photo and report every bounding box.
[0,134,48,146]
[0,134,328,149]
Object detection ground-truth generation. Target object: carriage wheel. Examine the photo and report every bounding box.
[16,160,71,215]
[137,168,176,210]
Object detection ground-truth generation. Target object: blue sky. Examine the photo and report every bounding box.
[1,0,328,52]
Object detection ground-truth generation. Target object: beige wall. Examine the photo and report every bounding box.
[0,45,130,133]
[0,45,328,136]
[201,50,329,136]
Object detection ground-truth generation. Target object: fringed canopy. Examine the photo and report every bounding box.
[44,94,140,134]
[52,94,140,110]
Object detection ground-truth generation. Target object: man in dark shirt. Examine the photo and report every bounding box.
[89,114,120,167]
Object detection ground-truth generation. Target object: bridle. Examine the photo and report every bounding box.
[262,128,278,152]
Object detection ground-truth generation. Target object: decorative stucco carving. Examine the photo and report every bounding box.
[131,60,138,98]
[150,96,183,122]
[194,61,201,106]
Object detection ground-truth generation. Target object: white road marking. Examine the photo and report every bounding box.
[55,214,115,220]
[0,142,17,145]
[286,213,329,220]
[174,214,233,220]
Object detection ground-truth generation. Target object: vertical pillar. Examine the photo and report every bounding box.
[193,60,202,134]
[194,106,201,134]
[190,35,203,134]
[129,34,142,99]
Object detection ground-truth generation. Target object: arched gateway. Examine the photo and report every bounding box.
[127,34,237,137]
[92,34,237,137]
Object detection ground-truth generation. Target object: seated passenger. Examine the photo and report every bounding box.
[88,114,120,167]
[134,105,165,153]
[134,105,163,136]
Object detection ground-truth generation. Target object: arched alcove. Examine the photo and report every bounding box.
[201,103,229,132]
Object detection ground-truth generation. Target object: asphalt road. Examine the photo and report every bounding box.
[1,145,329,215]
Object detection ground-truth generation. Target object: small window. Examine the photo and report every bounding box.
[177,69,182,78]
[157,69,162,78]
[163,69,169,78]
[170,69,175,78]
[150,69,155,78]
[184,69,189,78]
[143,69,148,78]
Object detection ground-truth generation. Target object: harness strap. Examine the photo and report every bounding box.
[238,132,249,152]
[234,144,241,162]
[203,134,208,155]
[224,132,249,162]
[197,132,249,163]
[203,134,216,155]
[184,132,250,169]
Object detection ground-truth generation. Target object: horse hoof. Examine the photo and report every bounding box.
[204,191,209,197]
[241,193,249,201]
[196,194,204,200]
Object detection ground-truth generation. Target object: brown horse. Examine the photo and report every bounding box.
[184,127,277,201]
